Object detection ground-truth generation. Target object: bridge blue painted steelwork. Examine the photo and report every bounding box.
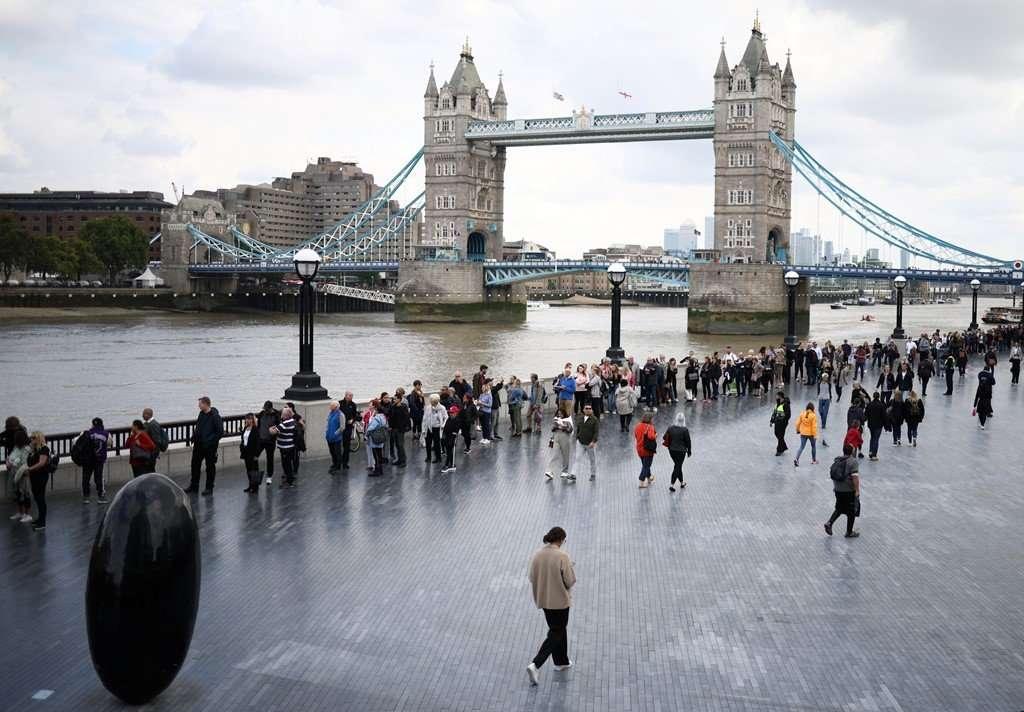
[188,259,1018,288]
[463,109,714,146]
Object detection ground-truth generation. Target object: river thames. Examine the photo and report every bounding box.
[1,299,1004,433]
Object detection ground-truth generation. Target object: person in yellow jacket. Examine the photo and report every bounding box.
[793,402,819,467]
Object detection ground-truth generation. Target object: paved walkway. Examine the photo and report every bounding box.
[3,360,1023,711]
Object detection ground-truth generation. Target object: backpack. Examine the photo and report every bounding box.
[368,423,388,445]
[70,433,96,466]
[154,424,168,453]
[829,456,849,482]
[47,453,61,476]
[541,386,549,404]
[294,420,307,452]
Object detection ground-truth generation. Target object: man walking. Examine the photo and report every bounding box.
[326,400,343,473]
[526,526,576,686]
[573,404,599,481]
[142,407,167,473]
[824,444,861,538]
[186,396,223,495]
[257,401,280,485]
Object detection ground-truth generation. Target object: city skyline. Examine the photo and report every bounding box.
[0,1,1021,261]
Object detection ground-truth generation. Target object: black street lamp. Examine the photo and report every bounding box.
[606,262,626,363]
[892,275,907,340]
[1020,282,1024,329]
[784,270,799,348]
[969,278,981,331]
[284,248,329,401]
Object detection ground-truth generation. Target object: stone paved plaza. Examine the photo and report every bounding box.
[3,360,1023,711]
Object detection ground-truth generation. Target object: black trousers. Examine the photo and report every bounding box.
[82,461,105,497]
[130,462,149,478]
[258,440,276,475]
[30,470,48,526]
[327,440,342,469]
[341,426,353,467]
[532,607,570,668]
[443,434,457,468]
[774,421,788,454]
[920,376,930,396]
[390,430,406,464]
[619,413,633,431]
[244,455,261,490]
[462,427,473,451]
[280,447,298,484]
[944,371,954,394]
[426,427,442,462]
[189,444,217,490]
[669,450,687,484]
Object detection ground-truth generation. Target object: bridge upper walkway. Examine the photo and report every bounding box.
[464,109,714,146]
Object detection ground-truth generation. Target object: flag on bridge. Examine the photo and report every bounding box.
[552,91,564,101]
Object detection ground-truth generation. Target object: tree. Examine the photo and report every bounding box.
[24,235,62,278]
[60,237,103,281]
[0,214,29,281]
[80,216,148,284]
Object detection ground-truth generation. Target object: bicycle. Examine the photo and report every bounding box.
[349,420,364,453]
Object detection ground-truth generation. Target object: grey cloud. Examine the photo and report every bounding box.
[104,128,190,157]
[813,0,1024,77]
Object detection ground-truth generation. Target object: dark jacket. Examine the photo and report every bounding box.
[144,419,166,455]
[904,398,925,425]
[662,425,692,455]
[575,415,599,445]
[442,416,461,440]
[865,399,887,430]
[240,426,262,459]
[388,401,411,432]
[339,399,360,429]
[195,407,224,448]
[896,369,914,392]
[257,408,281,443]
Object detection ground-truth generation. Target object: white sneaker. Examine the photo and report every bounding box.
[475,425,482,431]
[559,472,570,479]
[266,477,272,485]
[20,514,33,523]
[9,513,21,520]
[480,439,491,445]
[526,663,539,686]
[554,660,574,671]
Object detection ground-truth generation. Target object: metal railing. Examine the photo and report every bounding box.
[40,414,250,462]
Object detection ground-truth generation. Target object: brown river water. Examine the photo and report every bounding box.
[0,299,1005,433]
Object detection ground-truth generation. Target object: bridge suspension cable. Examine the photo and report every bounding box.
[770,133,1011,270]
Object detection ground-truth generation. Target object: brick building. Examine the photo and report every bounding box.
[0,188,171,260]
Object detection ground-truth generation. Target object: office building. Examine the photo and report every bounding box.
[823,240,834,264]
[790,228,822,266]
[0,188,171,261]
[663,220,700,258]
[900,249,910,270]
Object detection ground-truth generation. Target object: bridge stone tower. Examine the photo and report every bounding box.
[396,41,524,322]
[422,39,507,261]
[712,17,795,264]
[689,17,808,335]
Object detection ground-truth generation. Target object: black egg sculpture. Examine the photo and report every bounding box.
[86,473,201,704]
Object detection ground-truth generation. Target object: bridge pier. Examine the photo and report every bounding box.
[394,262,526,323]
[687,263,809,336]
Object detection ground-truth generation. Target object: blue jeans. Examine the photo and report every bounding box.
[868,426,882,457]
[795,435,816,463]
[907,422,918,442]
[638,455,653,481]
[818,398,831,431]
[642,384,657,407]
[480,411,492,440]
[606,389,617,414]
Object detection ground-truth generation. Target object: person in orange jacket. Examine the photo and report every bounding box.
[793,402,819,467]
[633,411,657,488]
[126,419,158,478]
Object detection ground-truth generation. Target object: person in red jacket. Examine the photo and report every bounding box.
[843,419,864,460]
[633,411,657,488]
[126,419,158,478]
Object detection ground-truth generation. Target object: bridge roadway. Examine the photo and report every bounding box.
[463,109,715,147]
[188,260,1021,287]
[2,357,1022,711]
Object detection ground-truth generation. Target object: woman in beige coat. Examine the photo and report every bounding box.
[526,527,576,685]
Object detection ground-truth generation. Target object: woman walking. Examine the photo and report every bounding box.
[793,402,818,467]
[904,390,925,446]
[1010,345,1021,386]
[25,432,51,531]
[974,366,991,428]
[240,412,262,493]
[615,380,638,432]
[662,413,692,492]
[864,392,887,460]
[634,411,657,488]
[817,371,834,448]
[525,526,576,686]
[887,391,906,446]
[876,365,896,405]
[423,394,447,463]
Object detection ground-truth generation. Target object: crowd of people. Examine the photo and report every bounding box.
[2,323,1021,536]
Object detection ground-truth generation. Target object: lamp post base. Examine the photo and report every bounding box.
[284,372,329,401]
[783,335,798,348]
[968,322,978,332]
[891,328,906,340]
[605,347,625,365]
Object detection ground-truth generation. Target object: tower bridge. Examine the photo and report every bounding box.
[166,19,1018,333]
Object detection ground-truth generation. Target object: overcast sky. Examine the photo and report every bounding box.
[1,0,1021,263]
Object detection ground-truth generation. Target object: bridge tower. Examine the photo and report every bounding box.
[422,39,506,261]
[689,17,808,335]
[397,40,524,322]
[712,16,795,264]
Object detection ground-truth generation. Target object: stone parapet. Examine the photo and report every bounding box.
[687,263,809,335]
